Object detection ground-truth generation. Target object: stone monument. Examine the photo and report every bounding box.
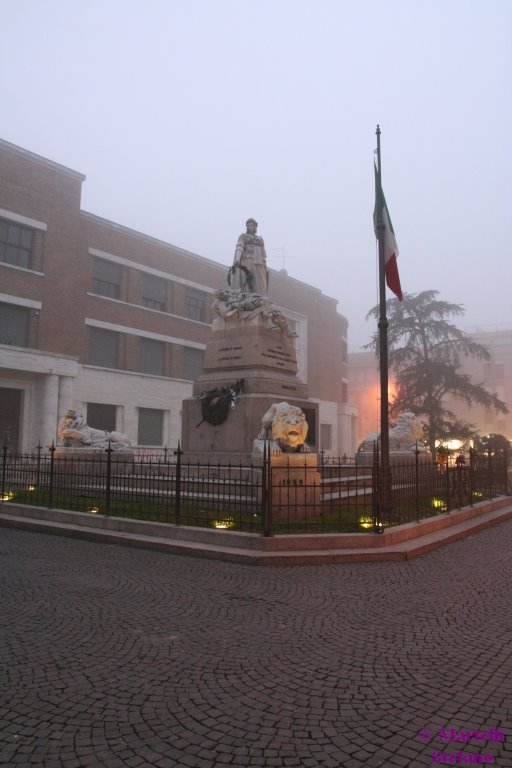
[55,409,133,484]
[252,402,312,457]
[58,410,131,450]
[252,402,321,520]
[181,219,318,462]
[356,412,430,465]
[229,217,269,294]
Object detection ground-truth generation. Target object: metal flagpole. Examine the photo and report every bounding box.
[375,124,391,529]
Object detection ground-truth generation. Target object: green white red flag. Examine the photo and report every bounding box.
[374,163,403,301]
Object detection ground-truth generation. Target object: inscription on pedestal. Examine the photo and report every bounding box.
[217,345,243,363]
[271,454,321,521]
[262,344,294,369]
[201,301,303,391]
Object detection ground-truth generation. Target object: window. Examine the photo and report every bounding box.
[140,337,165,376]
[138,408,164,445]
[185,286,208,322]
[279,313,307,381]
[89,327,119,368]
[92,257,122,299]
[142,274,167,311]
[302,408,317,447]
[320,424,333,451]
[0,218,34,269]
[183,347,204,380]
[287,319,298,334]
[0,302,30,346]
[0,388,21,450]
[341,339,348,364]
[287,318,299,350]
[87,403,117,432]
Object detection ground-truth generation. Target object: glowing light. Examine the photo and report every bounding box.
[436,438,464,451]
[432,498,446,510]
[27,485,36,492]
[472,491,484,499]
[359,515,374,529]
[213,518,235,529]
[1,491,14,501]
[89,506,99,514]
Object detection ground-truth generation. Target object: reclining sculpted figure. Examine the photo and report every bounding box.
[58,409,131,450]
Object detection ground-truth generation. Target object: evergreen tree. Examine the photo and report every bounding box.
[366,290,508,454]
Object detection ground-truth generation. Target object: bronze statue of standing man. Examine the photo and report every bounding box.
[229,218,269,295]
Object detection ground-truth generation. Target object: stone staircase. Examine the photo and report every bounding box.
[1,495,511,565]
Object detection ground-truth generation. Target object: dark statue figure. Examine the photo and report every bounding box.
[228,218,268,295]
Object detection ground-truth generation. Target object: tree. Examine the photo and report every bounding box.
[366,290,508,455]
[474,433,511,464]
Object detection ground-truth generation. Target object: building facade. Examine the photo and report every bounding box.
[0,139,355,455]
[348,329,512,448]
[347,351,382,449]
[445,328,512,440]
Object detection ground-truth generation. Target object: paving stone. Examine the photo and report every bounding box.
[1,525,512,768]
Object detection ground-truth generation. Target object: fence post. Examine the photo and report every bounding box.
[1,444,7,501]
[262,440,272,537]
[174,441,183,525]
[415,441,420,522]
[487,448,493,499]
[456,458,462,509]
[372,441,383,533]
[445,458,451,512]
[469,447,474,506]
[48,441,55,509]
[105,440,113,515]
[36,442,42,489]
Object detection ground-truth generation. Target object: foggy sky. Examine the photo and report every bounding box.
[2,0,511,351]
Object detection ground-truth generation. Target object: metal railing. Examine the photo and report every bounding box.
[1,444,509,536]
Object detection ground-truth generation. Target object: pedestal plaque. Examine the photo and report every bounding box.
[270,453,321,521]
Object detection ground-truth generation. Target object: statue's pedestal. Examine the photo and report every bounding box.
[182,310,317,462]
[53,448,134,486]
[193,313,307,397]
[182,396,316,464]
[200,313,301,381]
[270,453,321,521]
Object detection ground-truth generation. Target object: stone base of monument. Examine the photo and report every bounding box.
[203,313,300,374]
[355,450,431,467]
[181,395,317,464]
[192,312,308,400]
[192,368,308,399]
[269,453,321,522]
[182,299,316,462]
[53,448,134,486]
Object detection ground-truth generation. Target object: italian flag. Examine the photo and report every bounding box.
[374,163,403,301]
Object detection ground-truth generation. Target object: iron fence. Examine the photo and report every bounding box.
[0,444,509,536]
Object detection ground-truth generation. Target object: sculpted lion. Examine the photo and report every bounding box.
[359,411,426,453]
[255,402,311,454]
[58,409,131,450]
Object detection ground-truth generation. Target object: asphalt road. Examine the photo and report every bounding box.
[1,524,511,767]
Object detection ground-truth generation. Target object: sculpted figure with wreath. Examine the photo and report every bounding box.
[196,379,244,427]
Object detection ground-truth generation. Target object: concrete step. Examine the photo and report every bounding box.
[1,496,511,565]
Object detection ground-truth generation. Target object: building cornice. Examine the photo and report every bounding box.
[0,138,86,181]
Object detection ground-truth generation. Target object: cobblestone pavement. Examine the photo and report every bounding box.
[1,525,511,768]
